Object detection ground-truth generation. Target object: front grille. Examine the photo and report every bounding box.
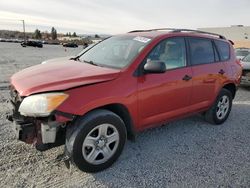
[9,86,26,123]
[9,86,37,123]
[8,86,41,144]
[9,85,22,104]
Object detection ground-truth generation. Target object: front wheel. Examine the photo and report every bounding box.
[205,88,233,125]
[66,109,127,172]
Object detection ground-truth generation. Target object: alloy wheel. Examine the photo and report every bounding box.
[216,95,230,120]
[82,124,119,165]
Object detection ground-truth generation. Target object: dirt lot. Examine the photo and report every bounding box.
[234,41,250,48]
[0,42,249,187]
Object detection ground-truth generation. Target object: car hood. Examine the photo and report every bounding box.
[11,60,121,96]
[241,61,250,70]
[41,56,73,64]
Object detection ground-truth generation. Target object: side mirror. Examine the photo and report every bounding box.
[144,60,166,74]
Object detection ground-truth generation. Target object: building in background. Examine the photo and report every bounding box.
[199,25,250,48]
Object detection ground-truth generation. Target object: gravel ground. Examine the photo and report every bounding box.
[0,42,249,188]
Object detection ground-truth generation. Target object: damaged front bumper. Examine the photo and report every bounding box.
[7,87,71,151]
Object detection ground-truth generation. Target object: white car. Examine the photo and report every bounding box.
[235,48,250,60]
[241,54,250,86]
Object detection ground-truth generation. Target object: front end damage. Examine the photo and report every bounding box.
[7,87,72,151]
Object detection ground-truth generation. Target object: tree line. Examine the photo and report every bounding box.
[0,26,102,42]
[34,27,57,40]
[34,27,84,40]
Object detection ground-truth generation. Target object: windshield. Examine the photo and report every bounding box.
[79,36,151,69]
[236,50,250,57]
[75,44,95,57]
[242,54,250,62]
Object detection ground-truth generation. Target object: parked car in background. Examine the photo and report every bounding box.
[21,41,43,48]
[240,54,250,86]
[62,42,78,48]
[235,48,250,60]
[0,38,6,42]
[9,28,242,173]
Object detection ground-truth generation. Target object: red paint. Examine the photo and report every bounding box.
[11,32,242,133]
[11,60,120,96]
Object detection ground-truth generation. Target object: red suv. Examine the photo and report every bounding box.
[9,29,242,172]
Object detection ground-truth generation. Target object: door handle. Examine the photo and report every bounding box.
[182,75,192,81]
[218,69,225,75]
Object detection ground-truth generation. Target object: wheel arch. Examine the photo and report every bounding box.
[222,83,236,99]
[100,103,136,140]
[68,103,136,141]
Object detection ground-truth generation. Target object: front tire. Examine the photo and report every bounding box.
[66,109,127,172]
[205,88,233,125]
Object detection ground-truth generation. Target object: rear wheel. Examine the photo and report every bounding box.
[205,88,232,125]
[66,109,127,172]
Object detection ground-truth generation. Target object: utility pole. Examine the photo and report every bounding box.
[0,19,26,41]
[21,20,26,42]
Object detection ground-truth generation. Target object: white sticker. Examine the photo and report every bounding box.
[133,36,151,43]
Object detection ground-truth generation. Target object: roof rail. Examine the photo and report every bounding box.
[128,28,226,39]
[128,28,174,33]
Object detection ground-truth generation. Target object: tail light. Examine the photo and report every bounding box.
[236,59,242,67]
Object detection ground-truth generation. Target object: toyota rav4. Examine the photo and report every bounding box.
[8,28,242,172]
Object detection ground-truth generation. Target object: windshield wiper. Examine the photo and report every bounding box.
[70,56,79,61]
[83,60,100,66]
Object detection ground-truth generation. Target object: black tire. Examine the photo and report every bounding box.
[66,109,127,172]
[205,88,233,125]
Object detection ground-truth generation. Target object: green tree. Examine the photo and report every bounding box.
[69,32,71,37]
[34,29,42,39]
[72,32,77,37]
[51,27,57,40]
[95,34,101,38]
[95,34,100,38]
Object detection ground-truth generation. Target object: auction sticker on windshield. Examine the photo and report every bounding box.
[133,36,151,43]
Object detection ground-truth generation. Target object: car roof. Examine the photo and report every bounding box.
[124,28,228,42]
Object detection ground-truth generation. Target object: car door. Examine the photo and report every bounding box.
[187,37,227,110]
[137,37,193,128]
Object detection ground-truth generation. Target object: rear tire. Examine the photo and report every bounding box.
[205,88,232,125]
[66,109,127,172]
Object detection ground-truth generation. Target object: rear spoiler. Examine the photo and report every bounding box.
[228,40,234,45]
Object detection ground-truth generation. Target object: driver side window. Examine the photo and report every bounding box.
[147,38,187,70]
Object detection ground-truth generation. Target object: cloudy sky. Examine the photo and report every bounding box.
[0,0,249,34]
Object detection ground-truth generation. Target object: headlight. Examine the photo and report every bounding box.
[19,93,69,117]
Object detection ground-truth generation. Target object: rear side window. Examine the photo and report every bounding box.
[189,38,215,65]
[215,40,230,61]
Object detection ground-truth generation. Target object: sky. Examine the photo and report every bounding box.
[0,0,249,35]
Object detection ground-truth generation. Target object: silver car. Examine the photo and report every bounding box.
[235,48,250,60]
[241,54,250,86]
